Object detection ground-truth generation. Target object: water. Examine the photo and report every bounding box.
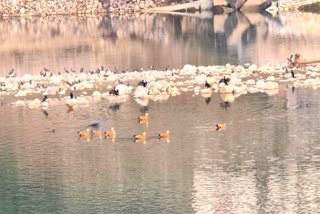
[1,11,320,213]
[0,12,320,76]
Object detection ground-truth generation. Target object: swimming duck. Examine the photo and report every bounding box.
[134,132,146,143]
[159,130,170,142]
[104,127,116,140]
[88,120,104,139]
[78,129,90,138]
[216,123,226,130]
[138,113,148,123]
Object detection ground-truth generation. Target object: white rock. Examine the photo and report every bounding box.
[256,79,266,89]
[92,91,101,97]
[248,64,257,72]
[245,79,255,86]
[266,76,276,81]
[219,84,235,94]
[264,81,279,90]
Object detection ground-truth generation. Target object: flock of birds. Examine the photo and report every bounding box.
[74,78,227,143]
[76,113,170,143]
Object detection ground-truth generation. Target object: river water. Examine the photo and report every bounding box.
[1,11,320,213]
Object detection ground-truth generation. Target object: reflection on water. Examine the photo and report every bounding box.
[1,87,320,213]
[0,12,320,76]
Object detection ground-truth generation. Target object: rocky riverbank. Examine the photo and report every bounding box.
[0,0,320,17]
[1,63,320,109]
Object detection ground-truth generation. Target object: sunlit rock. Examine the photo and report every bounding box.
[134,86,149,98]
[229,77,242,86]
[266,76,276,81]
[248,64,258,72]
[248,87,260,93]
[234,65,245,73]
[234,85,247,94]
[21,74,33,83]
[43,86,59,95]
[256,79,266,89]
[92,91,101,98]
[49,75,61,84]
[115,84,131,95]
[28,98,41,107]
[219,84,235,94]
[15,90,28,97]
[264,81,279,90]
[304,79,317,86]
[245,79,255,86]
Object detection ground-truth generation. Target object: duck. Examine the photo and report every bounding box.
[91,129,103,139]
[216,123,226,130]
[78,129,90,138]
[104,127,116,140]
[134,132,146,143]
[66,92,78,109]
[88,120,104,139]
[159,130,170,142]
[138,113,148,123]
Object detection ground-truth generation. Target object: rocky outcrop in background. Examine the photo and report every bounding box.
[0,0,320,17]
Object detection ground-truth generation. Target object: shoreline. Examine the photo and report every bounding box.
[0,1,319,17]
[1,63,320,107]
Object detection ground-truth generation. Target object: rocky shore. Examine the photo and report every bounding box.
[0,0,320,17]
[1,63,320,109]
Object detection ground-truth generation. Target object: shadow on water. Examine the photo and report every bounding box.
[0,11,320,76]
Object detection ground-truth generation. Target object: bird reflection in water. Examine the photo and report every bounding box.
[220,101,231,111]
[205,97,211,105]
[109,103,121,112]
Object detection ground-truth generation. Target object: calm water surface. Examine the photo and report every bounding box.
[1,86,320,213]
[1,11,320,214]
[0,12,320,76]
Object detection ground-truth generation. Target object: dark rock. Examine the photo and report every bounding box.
[298,2,320,13]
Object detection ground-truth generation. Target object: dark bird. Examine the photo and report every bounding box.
[205,81,211,88]
[291,70,295,78]
[219,76,230,85]
[88,120,104,129]
[138,80,147,87]
[109,88,119,96]
[205,97,211,105]
[42,95,48,103]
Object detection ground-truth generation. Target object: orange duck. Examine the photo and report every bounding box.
[159,130,170,142]
[104,128,116,140]
[216,123,226,131]
[134,132,146,143]
[138,113,148,123]
[78,129,90,138]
